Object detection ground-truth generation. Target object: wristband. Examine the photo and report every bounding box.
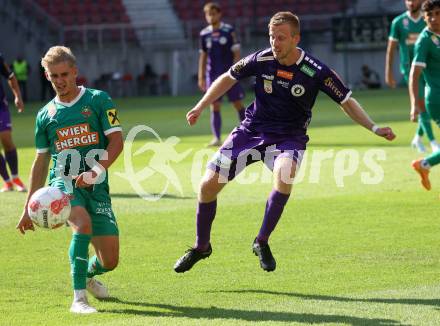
[371,125,379,133]
[91,165,105,176]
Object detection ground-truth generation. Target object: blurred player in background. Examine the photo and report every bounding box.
[16,46,123,314]
[174,12,395,274]
[386,0,439,152]
[199,2,246,146]
[410,0,440,189]
[0,52,26,192]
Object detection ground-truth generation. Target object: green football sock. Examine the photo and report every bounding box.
[426,150,440,167]
[417,121,424,137]
[87,255,111,278]
[69,233,91,290]
[419,111,435,141]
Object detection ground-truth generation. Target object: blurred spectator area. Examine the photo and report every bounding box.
[34,0,138,44]
[171,0,348,40]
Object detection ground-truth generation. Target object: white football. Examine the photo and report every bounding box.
[27,187,71,229]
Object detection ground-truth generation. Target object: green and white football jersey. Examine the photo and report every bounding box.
[413,28,440,104]
[389,11,426,78]
[35,87,122,182]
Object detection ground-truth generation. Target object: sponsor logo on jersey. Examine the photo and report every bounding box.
[55,123,99,151]
[277,80,290,88]
[300,64,316,77]
[231,57,248,74]
[324,77,344,98]
[219,36,227,45]
[81,106,92,118]
[291,84,305,97]
[406,33,420,45]
[262,74,274,80]
[277,69,293,80]
[106,109,120,126]
[264,79,273,93]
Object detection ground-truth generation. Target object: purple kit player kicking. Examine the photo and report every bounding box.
[199,2,246,146]
[0,53,26,192]
[174,12,396,273]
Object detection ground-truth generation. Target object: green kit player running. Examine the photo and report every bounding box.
[16,46,124,314]
[386,0,439,152]
[411,0,440,190]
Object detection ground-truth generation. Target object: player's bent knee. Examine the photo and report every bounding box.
[102,257,118,271]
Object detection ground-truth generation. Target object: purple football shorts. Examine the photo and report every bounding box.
[208,126,309,181]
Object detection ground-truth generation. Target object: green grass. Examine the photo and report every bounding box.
[1,88,440,325]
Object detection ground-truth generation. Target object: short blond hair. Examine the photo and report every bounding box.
[203,2,221,13]
[268,12,300,35]
[41,46,76,69]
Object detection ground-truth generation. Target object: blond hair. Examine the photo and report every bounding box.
[41,46,76,69]
[203,2,221,13]
[268,12,300,35]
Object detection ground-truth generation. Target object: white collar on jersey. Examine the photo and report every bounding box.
[54,86,85,107]
[207,22,225,32]
[296,48,305,65]
[406,11,423,23]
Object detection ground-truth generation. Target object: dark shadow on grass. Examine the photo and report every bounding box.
[99,297,404,325]
[212,290,440,308]
[111,193,195,200]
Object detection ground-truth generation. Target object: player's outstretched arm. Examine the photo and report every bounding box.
[186,73,237,126]
[385,40,398,88]
[16,152,51,234]
[409,65,423,122]
[7,75,24,113]
[340,97,396,141]
[74,131,123,188]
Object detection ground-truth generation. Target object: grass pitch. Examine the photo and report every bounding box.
[1,89,440,325]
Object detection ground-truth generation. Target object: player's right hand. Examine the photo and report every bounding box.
[186,107,202,126]
[15,97,24,113]
[410,106,419,122]
[16,212,34,235]
[198,80,206,92]
[385,74,396,88]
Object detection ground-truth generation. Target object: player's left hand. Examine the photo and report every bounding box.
[15,97,24,113]
[73,171,98,188]
[375,127,396,141]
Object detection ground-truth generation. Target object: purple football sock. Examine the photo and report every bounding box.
[257,190,290,243]
[195,200,217,250]
[238,108,245,121]
[0,153,10,182]
[211,111,221,140]
[5,149,18,176]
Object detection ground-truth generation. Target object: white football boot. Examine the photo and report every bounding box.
[86,278,109,299]
[70,290,97,314]
[430,141,440,152]
[411,137,426,153]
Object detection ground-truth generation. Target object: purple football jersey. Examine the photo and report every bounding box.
[199,22,240,82]
[0,53,13,111]
[228,48,352,136]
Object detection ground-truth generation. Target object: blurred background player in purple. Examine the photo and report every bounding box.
[199,2,246,146]
[0,53,26,192]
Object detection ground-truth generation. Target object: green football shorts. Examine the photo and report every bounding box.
[50,178,119,236]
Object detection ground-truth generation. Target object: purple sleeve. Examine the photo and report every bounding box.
[228,51,258,80]
[0,55,12,79]
[318,65,352,104]
[199,33,207,52]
